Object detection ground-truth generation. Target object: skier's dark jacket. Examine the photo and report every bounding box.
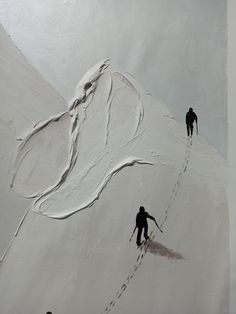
[186,111,197,125]
[136,211,155,227]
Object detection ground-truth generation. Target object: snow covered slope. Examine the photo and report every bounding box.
[0,59,229,314]
[0,25,66,258]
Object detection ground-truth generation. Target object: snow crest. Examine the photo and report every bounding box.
[10,60,161,218]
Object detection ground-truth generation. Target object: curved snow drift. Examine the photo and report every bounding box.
[11,59,225,219]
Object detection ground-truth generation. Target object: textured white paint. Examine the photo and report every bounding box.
[0,4,230,312]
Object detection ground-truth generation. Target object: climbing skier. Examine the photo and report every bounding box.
[185,107,198,137]
[135,206,160,247]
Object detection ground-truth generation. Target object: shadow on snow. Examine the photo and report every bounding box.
[143,240,184,260]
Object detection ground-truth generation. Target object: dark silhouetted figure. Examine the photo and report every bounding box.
[186,108,198,137]
[46,312,52,314]
[136,206,156,246]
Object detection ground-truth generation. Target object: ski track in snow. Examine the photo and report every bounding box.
[100,137,192,314]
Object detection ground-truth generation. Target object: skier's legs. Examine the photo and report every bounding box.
[186,124,190,137]
[190,124,193,136]
[144,224,149,239]
[136,227,142,246]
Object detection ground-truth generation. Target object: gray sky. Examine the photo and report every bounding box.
[0,0,227,156]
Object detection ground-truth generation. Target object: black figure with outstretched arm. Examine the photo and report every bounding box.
[186,107,198,137]
[131,206,162,247]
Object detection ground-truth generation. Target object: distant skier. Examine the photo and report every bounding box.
[135,206,160,247]
[186,107,198,137]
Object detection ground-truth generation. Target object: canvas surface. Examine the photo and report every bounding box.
[0,2,230,313]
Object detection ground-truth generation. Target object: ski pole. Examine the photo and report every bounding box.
[129,226,137,242]
[155,220,163,233]
[196,122,198,135]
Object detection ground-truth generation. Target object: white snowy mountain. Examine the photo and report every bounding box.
[0,27,229,314]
